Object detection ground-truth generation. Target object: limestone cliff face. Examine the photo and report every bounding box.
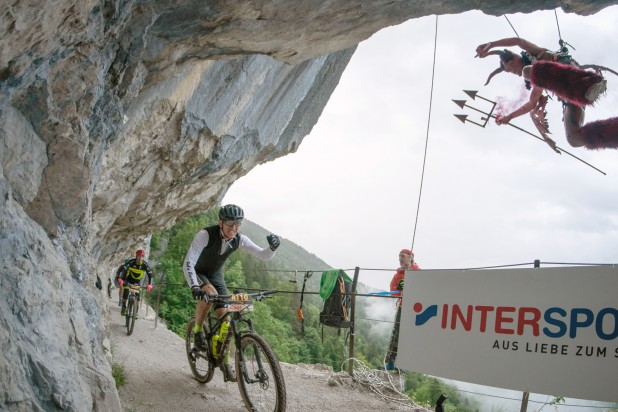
[0,1,615,410]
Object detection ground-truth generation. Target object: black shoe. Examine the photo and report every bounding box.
[221,361,237,382]
[194,332,207,350]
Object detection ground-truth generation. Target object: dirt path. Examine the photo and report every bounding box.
[108,297,429,411]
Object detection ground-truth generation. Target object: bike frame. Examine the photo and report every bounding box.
[204,294,272,382]
[186,290,286,411]
[125,284,141,335]
[127,284,141,307]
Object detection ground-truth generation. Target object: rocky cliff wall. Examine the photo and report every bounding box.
[1,1,616,410]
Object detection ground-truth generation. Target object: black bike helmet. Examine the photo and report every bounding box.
[219,204,244,221]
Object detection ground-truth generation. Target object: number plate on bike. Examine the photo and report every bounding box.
[228,303,253,312]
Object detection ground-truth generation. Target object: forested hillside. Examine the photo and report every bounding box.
[146,208,480,410]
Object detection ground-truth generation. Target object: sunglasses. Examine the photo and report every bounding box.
[222,220,243,228]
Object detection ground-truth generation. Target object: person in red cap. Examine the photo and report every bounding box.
[118,249,154,318]
[384,248,420,371]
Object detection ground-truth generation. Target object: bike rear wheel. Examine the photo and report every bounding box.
[236,333,286,412]
[185,317,214,383]
[126,298,136,335]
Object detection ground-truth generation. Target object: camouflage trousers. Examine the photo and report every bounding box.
[384,306,402,364]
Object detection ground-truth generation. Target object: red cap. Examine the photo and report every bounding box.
[400,249,414,258]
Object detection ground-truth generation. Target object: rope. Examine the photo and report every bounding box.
[339,359,613,410]
[554,9,562,42]
[410,15,438,252]
[340,358,432,410]
[504,15,520,37]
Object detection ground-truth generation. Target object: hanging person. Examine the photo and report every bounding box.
[475,37,618,150]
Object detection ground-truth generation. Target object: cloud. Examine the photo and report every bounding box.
[225,7,618,291]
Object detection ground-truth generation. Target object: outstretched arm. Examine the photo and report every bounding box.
[476,37,547,58]
[496,86,544,124]
[239,234,276,261]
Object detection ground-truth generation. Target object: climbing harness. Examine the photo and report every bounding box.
[296,270,312,334]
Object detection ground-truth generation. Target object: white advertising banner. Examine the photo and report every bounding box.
[397,265,618,403]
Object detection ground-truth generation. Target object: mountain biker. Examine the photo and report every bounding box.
[182,204,281,382]
[384,248,420,371]
[118,250,154,317]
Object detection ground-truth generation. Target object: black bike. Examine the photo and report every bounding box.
[125,284,141,335]
[185,290,286,412]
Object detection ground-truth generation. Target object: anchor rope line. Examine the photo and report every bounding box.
[554,9,563,43]
[410,15,438,252]
[503,15,520,38]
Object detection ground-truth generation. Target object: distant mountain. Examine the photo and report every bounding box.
[240,219,383,295]
[241,220,332,272]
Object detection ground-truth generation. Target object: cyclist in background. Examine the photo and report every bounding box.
[114,258,131,306]
[118,250,154,317]
[183,204,280,381]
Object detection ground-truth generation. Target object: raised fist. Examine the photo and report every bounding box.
[267,234,280,251]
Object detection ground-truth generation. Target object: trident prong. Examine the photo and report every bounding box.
[452,90,496,128]
[453,90,606,175]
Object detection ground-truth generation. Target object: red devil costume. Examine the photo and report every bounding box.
[477,38,618,151]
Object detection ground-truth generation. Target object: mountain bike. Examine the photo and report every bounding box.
[125,284,141,336]
[185,290,286,412]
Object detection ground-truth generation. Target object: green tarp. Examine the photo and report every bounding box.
[319,269,352,300]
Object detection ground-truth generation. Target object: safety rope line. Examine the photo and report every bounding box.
[341,358,431,410]
[554,9,562,42]
[506,10,566,51]
[504,15,520,37]
[339,358,612,410]
[410,15,438,252]
[339,358,611,410]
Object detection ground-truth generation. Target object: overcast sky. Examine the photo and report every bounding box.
[224,6,618,292]
[223,7,617,409]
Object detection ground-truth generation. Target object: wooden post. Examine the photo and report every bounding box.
[348,266,360,376]
[521,259,541,411]
[520,391,529,412]
[154,274,164,329]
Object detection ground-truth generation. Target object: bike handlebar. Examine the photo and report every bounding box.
[201,290,277,304]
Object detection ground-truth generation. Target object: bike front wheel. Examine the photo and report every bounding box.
[126,298,136,335]
[185,317,214,383]
[236,333,286,412]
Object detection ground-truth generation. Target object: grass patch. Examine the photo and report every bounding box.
[112,363,126,388]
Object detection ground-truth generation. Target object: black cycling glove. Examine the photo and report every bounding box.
[192,287,204,300]
[267,234,280,251]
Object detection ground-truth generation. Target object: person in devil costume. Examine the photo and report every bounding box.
[475,37,618,150]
